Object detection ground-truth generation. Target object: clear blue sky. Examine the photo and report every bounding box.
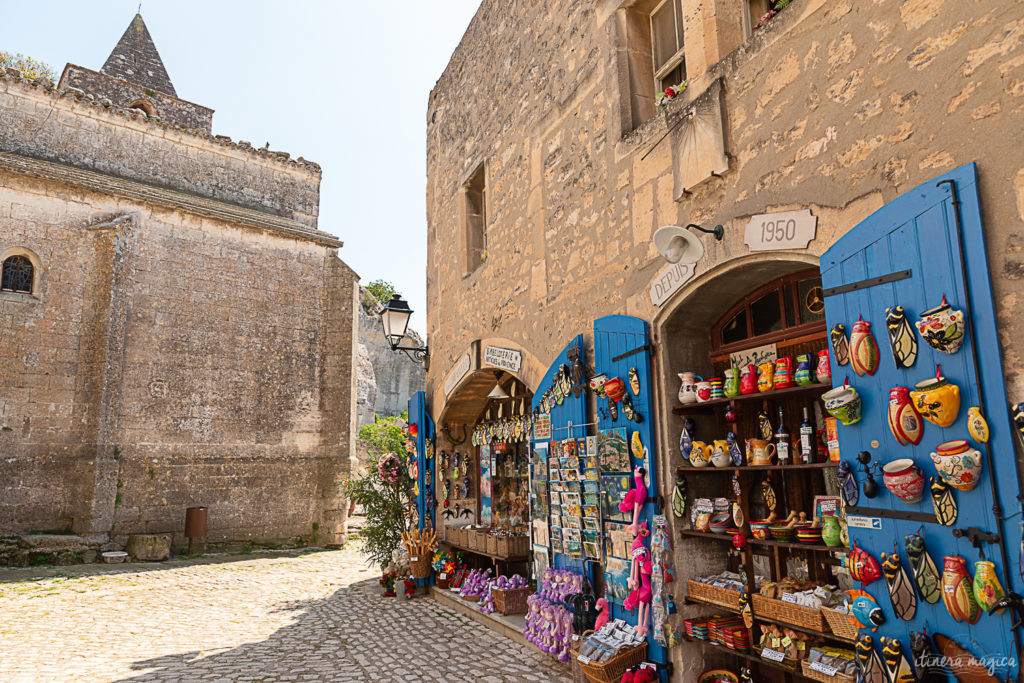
[1,0,482,334]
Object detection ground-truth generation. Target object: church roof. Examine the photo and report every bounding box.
[100,14,177,97]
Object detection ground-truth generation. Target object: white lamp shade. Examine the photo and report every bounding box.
[653,224,705,264]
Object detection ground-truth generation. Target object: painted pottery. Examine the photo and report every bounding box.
[879,637,915,683]
[761,475,777,511]
[723,368,740,398]
[830,323,850,366]
[885,305,919,369]
[604,376,627,402]
[910,364,960,427]
[739,364,758,395]
[689,441,713,468]
[929,476,959,526]
[905,533,942,604]
[942,555,981,624]
[671,473,687,519]
[821,515,842,547]
[711,440,731,468]
[855,634,887,683]
[847,589,885,630]
[794,353,814,386]
[629,367,640,395]
[887,386,924,446]
[709,376,724,400]
[881,551,917,621]
[932,632,1001,682]
[850,316,880,376]
[967,407,989,443]
[973,560,1006,615]
[757,362,774,392]
[694,380,712,403]
[749,520,771,541]
[757,410,773,440]
[930,439,982,492]
[773,356,794,389]
[846,543,882,584]
[882,459,925,503]
[745,439,776,466]
[916,295,966,354]
[823,378,862,425]
[816,349,832,384]
[838,460,859,506]
[727,431,743,466]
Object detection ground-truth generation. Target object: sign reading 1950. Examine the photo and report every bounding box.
[744,209,817,252]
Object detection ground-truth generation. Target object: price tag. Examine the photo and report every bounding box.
[781,592,799,604]
[438,573,446,580]
[762,648,786,663]
[781,635,792,647]
[410,556,419,562]
[810,662,839,676]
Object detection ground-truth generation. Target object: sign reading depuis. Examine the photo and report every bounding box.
[649,261,696,307]
[444,353,471,396]
[744,209,817,251]
[483,345,522,373]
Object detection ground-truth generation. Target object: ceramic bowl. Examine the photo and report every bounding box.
[749,520,771,540]
[769,525,795,542]
[698,669,739,683]
[709,512,731,534]
[795,525,823,544]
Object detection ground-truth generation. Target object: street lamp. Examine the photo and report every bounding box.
[380,294,429,368]
[653,223,724,264]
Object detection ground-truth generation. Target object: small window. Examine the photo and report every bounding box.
[651,0,686,92]
[712,269,826,352]
[744,0,771,36]
[128,99,157,117]
[464,163,487,274]
[1,255,34,294]
[750,291,783,336]
[721,310,749,346]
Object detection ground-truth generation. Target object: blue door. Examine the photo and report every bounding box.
[408,390,435,580]
[821,163,1021,676]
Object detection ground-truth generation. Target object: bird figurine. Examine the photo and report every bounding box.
[618,466,647,534]
[594,597,610,631]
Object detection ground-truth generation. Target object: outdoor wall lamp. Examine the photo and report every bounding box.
[653,223,724,264]
[380,294,429,369]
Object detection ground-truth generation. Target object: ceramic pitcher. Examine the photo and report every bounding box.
[816,349,832,384]
[746,438,776,466]
[821,515,842,547]
[795,354,814,386]
[773,356,794,389]
[677,372,701,404]
[757,362,775,392]
[740,364,758,395]
[723,368,740,398]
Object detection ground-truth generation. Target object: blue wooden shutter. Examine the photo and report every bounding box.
[821,162,1021,675]
[408,391,435,533]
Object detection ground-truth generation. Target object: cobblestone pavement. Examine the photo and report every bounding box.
[0,543,571,683]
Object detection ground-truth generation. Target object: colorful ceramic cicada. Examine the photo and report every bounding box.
[929,475,958,526]
[880,637,915,683]
[838,460,859,507]
[905,533,942,604]
[671,473,688,519]
[855,634,887,683]
[942,554,981,624]
[881,550,917,621]
[830,323,851,366]
[761,475,777,512]
[885,305,918,369]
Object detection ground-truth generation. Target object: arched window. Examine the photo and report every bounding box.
[128,99,158,117]
[1,255,34,294]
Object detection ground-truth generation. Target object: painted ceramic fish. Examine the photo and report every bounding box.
[909,630,947,683]
[905,533,942,604]
[850,316,880,376]
[838,460,859,506]
[967,406,989,443]
[929,475,958,526]
[671,473,687,519]
[831,323,851,366]
[880,636,915,683]
[846,543,882,584]
[881,551,917,620]
[855,634,888,683]
[629,367,640,395]
[847,589,886,630]
[885,305,918,369]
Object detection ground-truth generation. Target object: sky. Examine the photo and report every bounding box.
[0,0,483,334]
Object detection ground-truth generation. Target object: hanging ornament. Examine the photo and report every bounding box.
[671,473,687,519]
[621,393,642,423]
[731,471,742,499]
[972,559,1006,615]
[847,589,886,630]
[837,460,859,507]
[881,549,917,621]
[846,543,882,584]
[679,418,695,459]
[904,533,941,604]
[761,475,777,513]
[830,323,851,366]
[727,431,743,466]
[941,554,981,624]
[628,367,640,395]
[928,476,958,526]
[908,631,946,683]
[855,634,887,683]
[887,386,924,446]
[879,637,915,683]
[884,305,918,369]
[738,590,754,630]
[858,451,880,499]
[757,409,773,441]
[967,406,989,443]
[850,316,880,376]
[631,431,645,462]
[915,295,966,354]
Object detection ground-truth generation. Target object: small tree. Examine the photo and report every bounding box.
[365,279,398,305]
[0,52,55,85]
[344,413,415,568]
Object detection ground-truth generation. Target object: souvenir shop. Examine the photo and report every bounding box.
[407,166,1024,682]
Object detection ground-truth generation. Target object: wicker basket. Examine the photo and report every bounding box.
[436,575,450,590]
[493,586,534,615]
[486,533,499,555]
[752,594,829,633]
[801,660,856,683]
[575,631,647,683]
[470,530,486,552]
[409,554,432,579]
[820,608,860,641]
[446,526,463,547]
[688,580,743,611]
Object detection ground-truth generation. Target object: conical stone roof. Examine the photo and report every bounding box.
[100,14,176,96]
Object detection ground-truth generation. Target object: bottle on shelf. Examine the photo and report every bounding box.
[800,407,814,464]
[775,407,790,465]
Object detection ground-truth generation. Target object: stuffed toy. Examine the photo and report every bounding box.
[402,577,416,599]
[594,597,611,631]
[623,524,653,635]
[618,466,648,534]
[621,666,658,682]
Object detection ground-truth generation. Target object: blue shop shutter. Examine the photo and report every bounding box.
[408,391,435,533]
[821,163,1021,676]
[593,315,665,672]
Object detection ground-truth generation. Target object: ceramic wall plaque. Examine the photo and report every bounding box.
[849,317,880,376]
[885,305,918,368]
[916,295,966,354]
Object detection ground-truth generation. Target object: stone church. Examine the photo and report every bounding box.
[0,15,359,561]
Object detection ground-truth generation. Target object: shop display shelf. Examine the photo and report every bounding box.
[684,593,742,614]
[672,384,831,415]
[676,461,838,475]
[682,636,815,681]
[748,538,849,555]
[754,615,857,645]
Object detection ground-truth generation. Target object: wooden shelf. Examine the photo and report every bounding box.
[676,462,837,475]
[682,636,814,680]
[672,384,831,415]
[685,593,742,614]
[678,528,849,555]
[755,614,856,644]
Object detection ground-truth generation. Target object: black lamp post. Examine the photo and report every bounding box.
[380,294,429,368]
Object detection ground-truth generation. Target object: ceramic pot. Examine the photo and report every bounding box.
[942,555,981,624]
[823,378,862,426]
[745,439,776,466]
[882,458,925,503]
[916,295,966,354]
[773,356,794,389]
[689,441,713,468]
[740,364,758,395]
[849,317,880,376]
[887,386,924,446]
[930,439,982,491]
[723,368,740,398]
[910,365,960,428]
[709,377,724,400]
[711,440,731,468]
[816,349,831,384]
[973,560,1006,614]
[795,354,814,386]
[604,376,626,402]
[677,372,701,404]
[757,362,775,393]
[695,380,712,403]
[821,515,842,547]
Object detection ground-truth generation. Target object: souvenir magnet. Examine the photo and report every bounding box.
[904,533,942,604]
[830,323,851,366]
[881,549,917,621]
[885,305,918,369]
[850,316,880,376]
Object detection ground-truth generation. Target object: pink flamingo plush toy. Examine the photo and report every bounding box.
[594,597,610,631]
[623,523,653,635]
[618,466,647,534]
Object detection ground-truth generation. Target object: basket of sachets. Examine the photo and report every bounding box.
[575,619,647,683]
[752,577,847,633]
[801,646,857,682]
[687,571,767,611]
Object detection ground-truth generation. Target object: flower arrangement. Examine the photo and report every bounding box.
[377,452,400,484]
[379,570,397,597]
[754,0,792,31]
[657,82,687,109]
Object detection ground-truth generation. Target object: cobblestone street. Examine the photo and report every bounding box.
[0,543,570,683]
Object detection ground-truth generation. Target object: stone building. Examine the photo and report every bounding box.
[0,14,358,560]
[426,0,1024,678]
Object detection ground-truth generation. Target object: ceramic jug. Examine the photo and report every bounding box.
[773,356,794,389]
[973,560,1006,614]
[887,386,923,446]
[740,365,758,395]
[757,362,775,392]
[910,365,960,428]
[816,349,832,384]
[711,440,731,467]
[746,438,776,466]
[723,368,740,398]
[795,354,814,386]
[695,380,712,403]
[677,372,701,405]
[689,441,713,468]
[942,555,981,624]
[930,439,982,491]
[821,515,842,547]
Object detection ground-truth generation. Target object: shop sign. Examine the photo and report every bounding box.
[729,343,777,369]
[649,261,696,307]
[483,345,522,373]
[744,209,817,251]
[444,353,471,396]
[847,515,882,530]
[534,413,552,440]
